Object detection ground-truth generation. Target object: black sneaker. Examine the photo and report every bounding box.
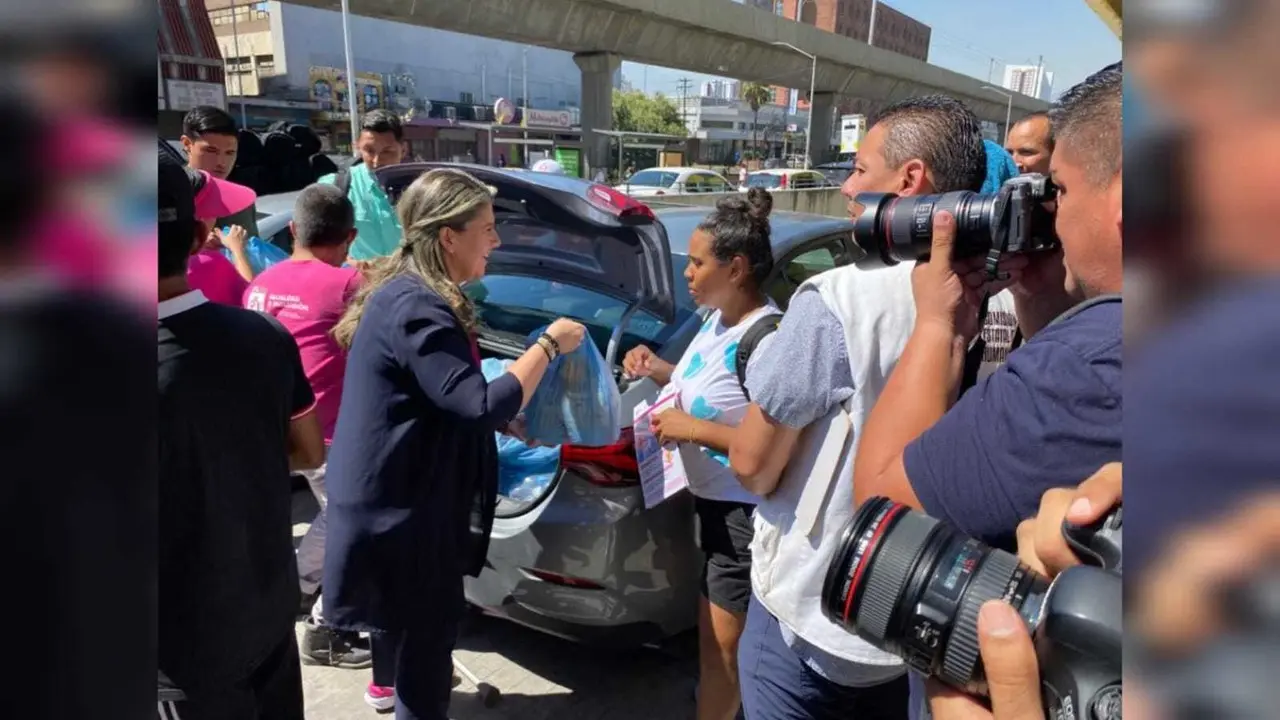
[301,618,373,669]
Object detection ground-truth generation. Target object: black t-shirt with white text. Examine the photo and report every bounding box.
[158,293,314,687]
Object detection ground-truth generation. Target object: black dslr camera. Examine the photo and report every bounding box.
[850,174,1059,268]
[822,497,1122,720]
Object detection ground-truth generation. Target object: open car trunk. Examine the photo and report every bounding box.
[369,163,686,516]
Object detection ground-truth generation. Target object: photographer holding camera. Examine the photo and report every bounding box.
[850,62,1122,720]
[728,95,1027,720]
[852,63,1122,557]
[925,463,1122,720]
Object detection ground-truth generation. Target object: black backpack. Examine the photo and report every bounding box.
[734,313,784,401]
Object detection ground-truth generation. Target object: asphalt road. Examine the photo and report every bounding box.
[292,488,699,720]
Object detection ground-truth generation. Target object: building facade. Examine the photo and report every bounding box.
[766,0,931,115]
[202,0,584,160]
[679,95,815,165]
[159,0,228,137]
[1002,64,1054,101]
[700,79,742,101]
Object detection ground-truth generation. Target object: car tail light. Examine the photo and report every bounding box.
[587,184,657,219]
[520,568,606,590]
[780,174,789,189]
[560,427,639,488]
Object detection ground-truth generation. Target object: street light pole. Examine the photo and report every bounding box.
[340,0,360,155]
[868,0,879,47]
[229,1,247,128]
[772,41,816,169]
[981,85,1014,139]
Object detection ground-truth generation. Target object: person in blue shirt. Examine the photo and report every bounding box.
[852,63,1123,718]
[321,168,585,720]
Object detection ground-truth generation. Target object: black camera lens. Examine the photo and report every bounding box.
[850,190,1000,266]
[822,498,1050,695]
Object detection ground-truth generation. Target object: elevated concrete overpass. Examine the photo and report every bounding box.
[295,0,1050,169]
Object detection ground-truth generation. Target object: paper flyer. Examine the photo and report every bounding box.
[633,390,690,509]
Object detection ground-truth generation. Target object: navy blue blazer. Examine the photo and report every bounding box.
[322,276,523,633]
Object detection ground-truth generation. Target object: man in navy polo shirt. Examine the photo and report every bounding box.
[852,64,1123,716]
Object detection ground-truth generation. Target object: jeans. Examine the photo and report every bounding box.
[296,451,328,606]
[738,595,909,720]
[370,576,465,720]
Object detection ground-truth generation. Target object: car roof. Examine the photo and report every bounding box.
[635,166,716,174]
[750,168,822,175]
[255,190,303,218]
[652,206,854,258]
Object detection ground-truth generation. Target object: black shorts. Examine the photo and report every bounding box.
[695,497,755,614]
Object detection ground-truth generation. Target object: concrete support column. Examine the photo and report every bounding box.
[573,51,621,176]
[808,91,836,165]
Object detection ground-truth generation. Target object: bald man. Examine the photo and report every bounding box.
[1004,111,1054,175]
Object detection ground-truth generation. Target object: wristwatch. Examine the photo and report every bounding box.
[536,333,560,362]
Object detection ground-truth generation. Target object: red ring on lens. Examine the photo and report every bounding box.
[843,501,909,623]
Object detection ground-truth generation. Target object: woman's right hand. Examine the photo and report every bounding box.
[545,318,586,354]
[623,345,657,377]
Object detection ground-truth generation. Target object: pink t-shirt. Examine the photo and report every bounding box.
[244,259,363,444]
[188,250,250,307]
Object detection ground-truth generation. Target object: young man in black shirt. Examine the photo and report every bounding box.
[158,150,325,719]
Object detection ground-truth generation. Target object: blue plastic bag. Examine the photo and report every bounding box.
[521,326,622,447]
[481,358,561,499]
[221,234,289,276]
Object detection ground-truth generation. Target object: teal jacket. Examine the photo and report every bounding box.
[318,163,404,261]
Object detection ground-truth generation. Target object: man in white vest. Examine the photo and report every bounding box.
[728,95,1025,720]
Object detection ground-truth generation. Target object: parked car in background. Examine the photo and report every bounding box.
[814,159,855,186]
[365,163,867,646]
[615,167,735,197]
[741,168,836,191]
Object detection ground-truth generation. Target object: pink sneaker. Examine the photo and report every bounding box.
[364,683,395,713]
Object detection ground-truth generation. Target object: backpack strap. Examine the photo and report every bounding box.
[334,158,365,197]
[736,312,784,401]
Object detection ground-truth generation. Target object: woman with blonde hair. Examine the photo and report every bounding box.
[322,168,585,719]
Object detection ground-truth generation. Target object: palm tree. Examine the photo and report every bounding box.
[741,82,773,158]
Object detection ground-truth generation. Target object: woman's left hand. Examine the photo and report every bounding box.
[651,409,697,446]
[502,416,540,446]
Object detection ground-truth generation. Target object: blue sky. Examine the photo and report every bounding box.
[622,0,1120,101]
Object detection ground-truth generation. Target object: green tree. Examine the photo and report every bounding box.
[612,90,687,137]
[741,82,773,153]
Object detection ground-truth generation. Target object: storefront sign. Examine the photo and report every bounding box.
[839,114,866,154]
[165,80,227,112]
[523,108,574,129]
[309,66,385,114]
[553,147,582,178]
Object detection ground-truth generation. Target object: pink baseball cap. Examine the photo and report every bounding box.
[191,168,256,220]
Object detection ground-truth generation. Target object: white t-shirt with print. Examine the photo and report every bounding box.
[667,302,780,505]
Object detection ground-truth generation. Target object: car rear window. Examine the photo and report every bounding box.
[626,170,677,188]
[466,276,687,360]
[747,173,783,189]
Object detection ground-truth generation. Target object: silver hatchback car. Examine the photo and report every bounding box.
[273,163,865,646]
